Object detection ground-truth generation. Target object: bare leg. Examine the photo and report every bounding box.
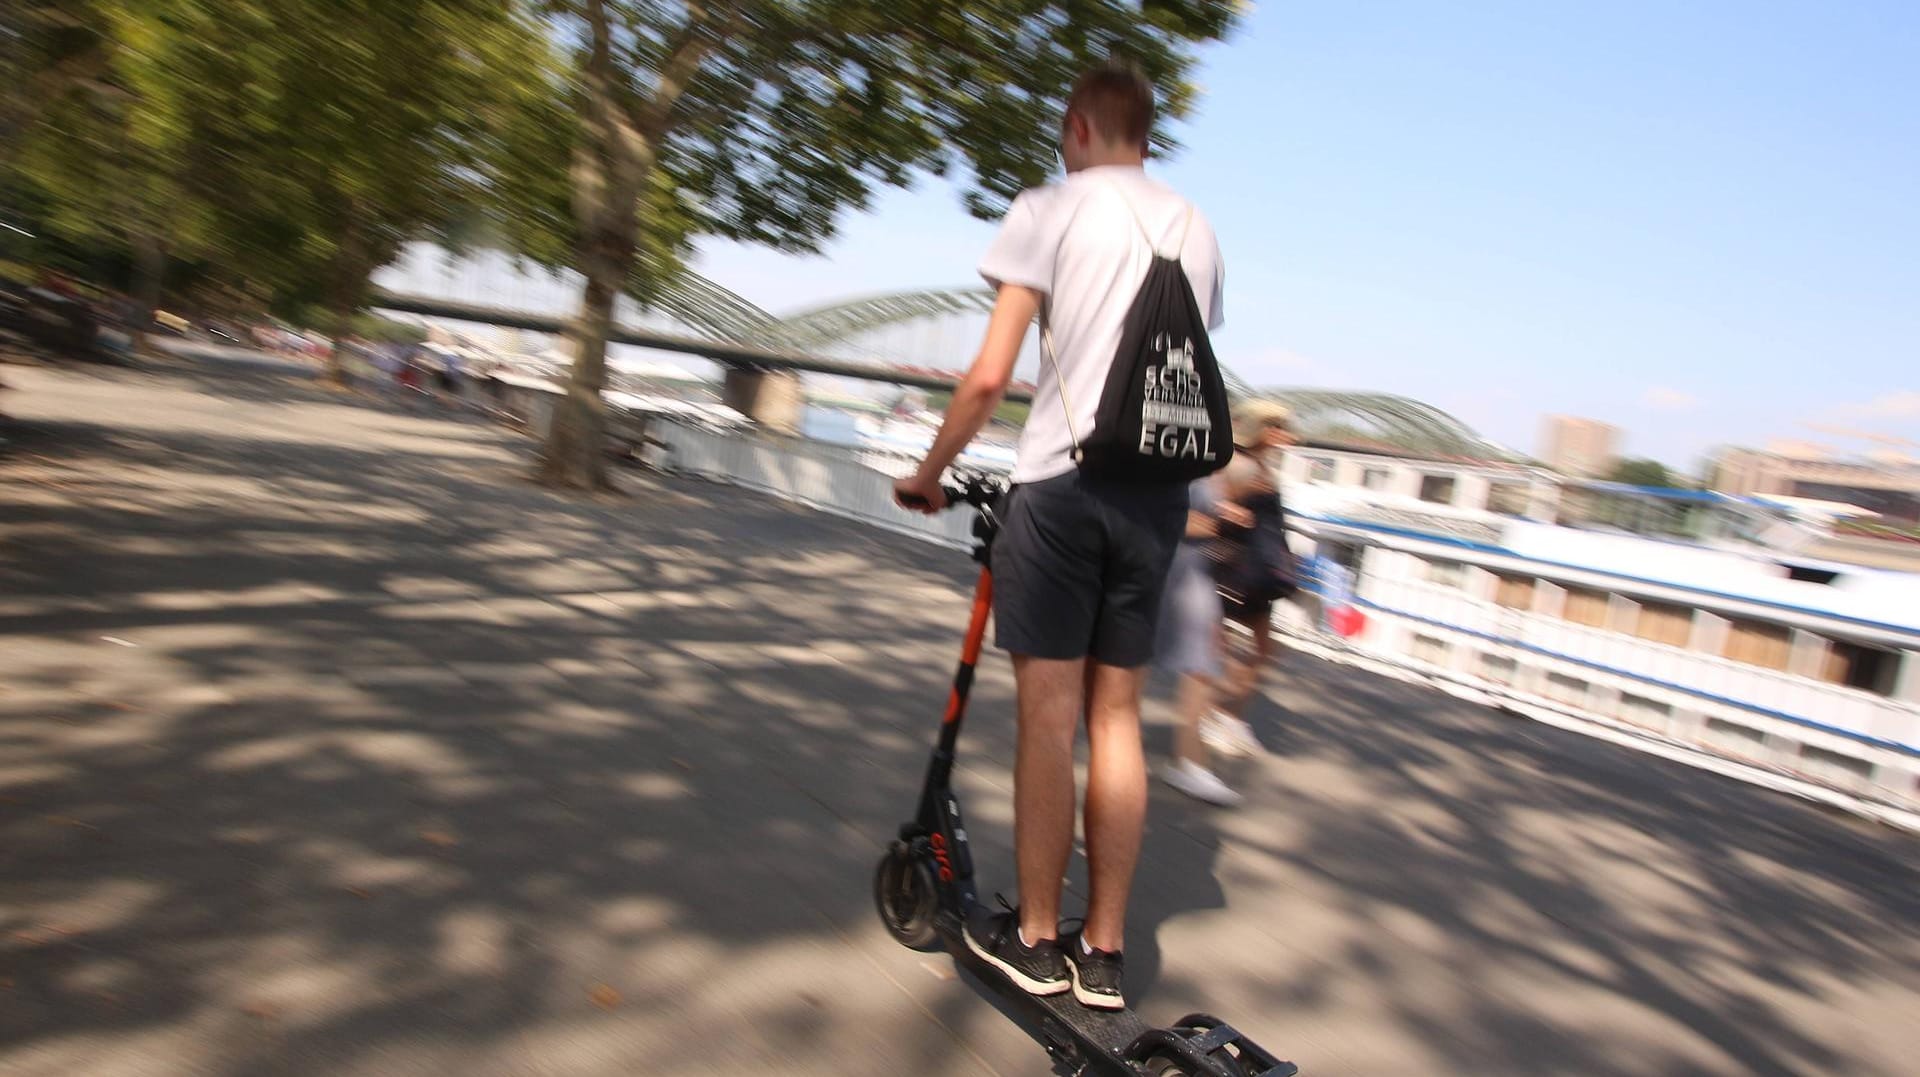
[1081,661,1149,953]
[1220,616,1274,720]
[1218,623,1251,719]
[1012,654,1084,945]
[1170,671,1214,768]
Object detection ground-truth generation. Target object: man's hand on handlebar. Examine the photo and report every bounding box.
[893,473,949,514]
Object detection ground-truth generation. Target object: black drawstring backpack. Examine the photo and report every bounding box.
[1042,191,1234,483]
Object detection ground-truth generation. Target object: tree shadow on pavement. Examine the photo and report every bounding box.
[1,355,1917,1077]
[1,359,1001,1076]
[1205,650,1920,1075]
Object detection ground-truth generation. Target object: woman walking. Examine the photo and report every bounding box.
[1155,475,1249,805]
[1206,401,1299,758]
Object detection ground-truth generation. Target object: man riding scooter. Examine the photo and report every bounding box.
[894,62,1226,1012]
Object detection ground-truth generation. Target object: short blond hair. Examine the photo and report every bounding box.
[1232,400,1294,447]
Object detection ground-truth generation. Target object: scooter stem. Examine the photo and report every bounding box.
[942,567,994,727]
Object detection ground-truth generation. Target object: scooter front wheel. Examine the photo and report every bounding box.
[873,842,942,952]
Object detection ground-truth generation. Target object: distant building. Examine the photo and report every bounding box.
[1711,447,1920,523]
[1540,416,1620,478]
[1765,439,1833,461]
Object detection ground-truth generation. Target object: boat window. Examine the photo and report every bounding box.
[1561,585,1611,628]
[1633,601,1695,648]
[1618,693,1673,727]
[1412,634,1451,666]
[1362,467,1391,491]
[1418,474,1456,505]
[1424,559,1467,588]
[1723,619,1792,671]
[1494,573,1535,611]
[1487,483,1531,517]
[1546,672,1589,706]
[1798,744,1873,784]
[1783,564,1840,585]
[1705,717,1767,751]
[1478,653,1518,685]
[1822,639,1899,696]
[1323,542,1367,574]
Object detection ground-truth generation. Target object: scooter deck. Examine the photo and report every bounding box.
[1026,976,1154,1062]
[941,921,1298,1076]
[940,911,1154,1075]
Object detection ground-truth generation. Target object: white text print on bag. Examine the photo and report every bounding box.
[1046,194,1234,483]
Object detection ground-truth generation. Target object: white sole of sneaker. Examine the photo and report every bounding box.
[1162,768,1243,807]
[964,929,1070,996]
[1066,958,1126,1010]
[1200,726,1249,759]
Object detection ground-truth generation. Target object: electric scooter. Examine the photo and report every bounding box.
[874,473,1297,1077]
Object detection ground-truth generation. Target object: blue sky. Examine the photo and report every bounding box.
[692,1,1918,470]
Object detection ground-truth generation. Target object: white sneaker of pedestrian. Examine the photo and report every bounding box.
[1161,760,1243,806]
[1217,715,1263,756]
[1200,713,1249,758]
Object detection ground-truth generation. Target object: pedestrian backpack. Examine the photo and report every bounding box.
[1043,191,1234,482]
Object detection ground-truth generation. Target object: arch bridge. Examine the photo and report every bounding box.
[369,247,1502,461]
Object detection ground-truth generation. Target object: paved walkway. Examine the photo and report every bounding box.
[3,350,1918,1077]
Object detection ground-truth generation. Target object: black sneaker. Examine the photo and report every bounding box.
[964,897,1069,996]
[1060,924,1126,1010]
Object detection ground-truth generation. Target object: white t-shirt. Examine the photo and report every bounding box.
[978,164,1225,484]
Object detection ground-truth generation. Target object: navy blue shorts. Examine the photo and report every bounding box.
[990,470,1188,667]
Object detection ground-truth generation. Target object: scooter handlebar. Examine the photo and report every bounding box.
[898,471,1006,512]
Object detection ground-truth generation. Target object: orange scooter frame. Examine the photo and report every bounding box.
[872,473,1296,1077]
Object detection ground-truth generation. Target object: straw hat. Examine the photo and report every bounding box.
[1231,399,1294,448]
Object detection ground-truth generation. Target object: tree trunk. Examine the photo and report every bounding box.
[322,330,350,384]
[539,169,640,488]
[536,0,653,491]
[322,217,369,386]
[324,272,364,387]
[537,0,722,489]
[538,248,624,489]
[130,229,165,358]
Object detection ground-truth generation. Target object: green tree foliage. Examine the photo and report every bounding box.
[0,3,114,161]
[6,3,207,350]
[186,2,557,336]
[1608,457,1676,488]
[4,1,553,367]
[10,0,1242,485]
[531,0,1243,489]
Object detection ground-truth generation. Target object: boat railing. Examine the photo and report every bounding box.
[1361,574,1920,766]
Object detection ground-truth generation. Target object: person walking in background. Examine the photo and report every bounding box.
[396,344,424,405]
[438,348,464,408]
[1205,401,1299,757]
[478,357,507,413]
[1155,474,1250,805]
[372,343,402,399]
[343,337,378,394]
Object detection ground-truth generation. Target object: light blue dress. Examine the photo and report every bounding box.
[1154,478,1224,677]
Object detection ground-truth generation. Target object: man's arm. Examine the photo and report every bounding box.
[894,283,1042,510]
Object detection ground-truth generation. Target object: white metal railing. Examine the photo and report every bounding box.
[648,419,1919,803]
[1357,574,1920,754]
[656,420,983,550]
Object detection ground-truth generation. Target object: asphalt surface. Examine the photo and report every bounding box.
[3,349,1918,1076]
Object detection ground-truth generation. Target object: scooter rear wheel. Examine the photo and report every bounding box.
[1146,1043,1250,1077]
[873,842,941,951]
[1145,1054,1193,1077]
